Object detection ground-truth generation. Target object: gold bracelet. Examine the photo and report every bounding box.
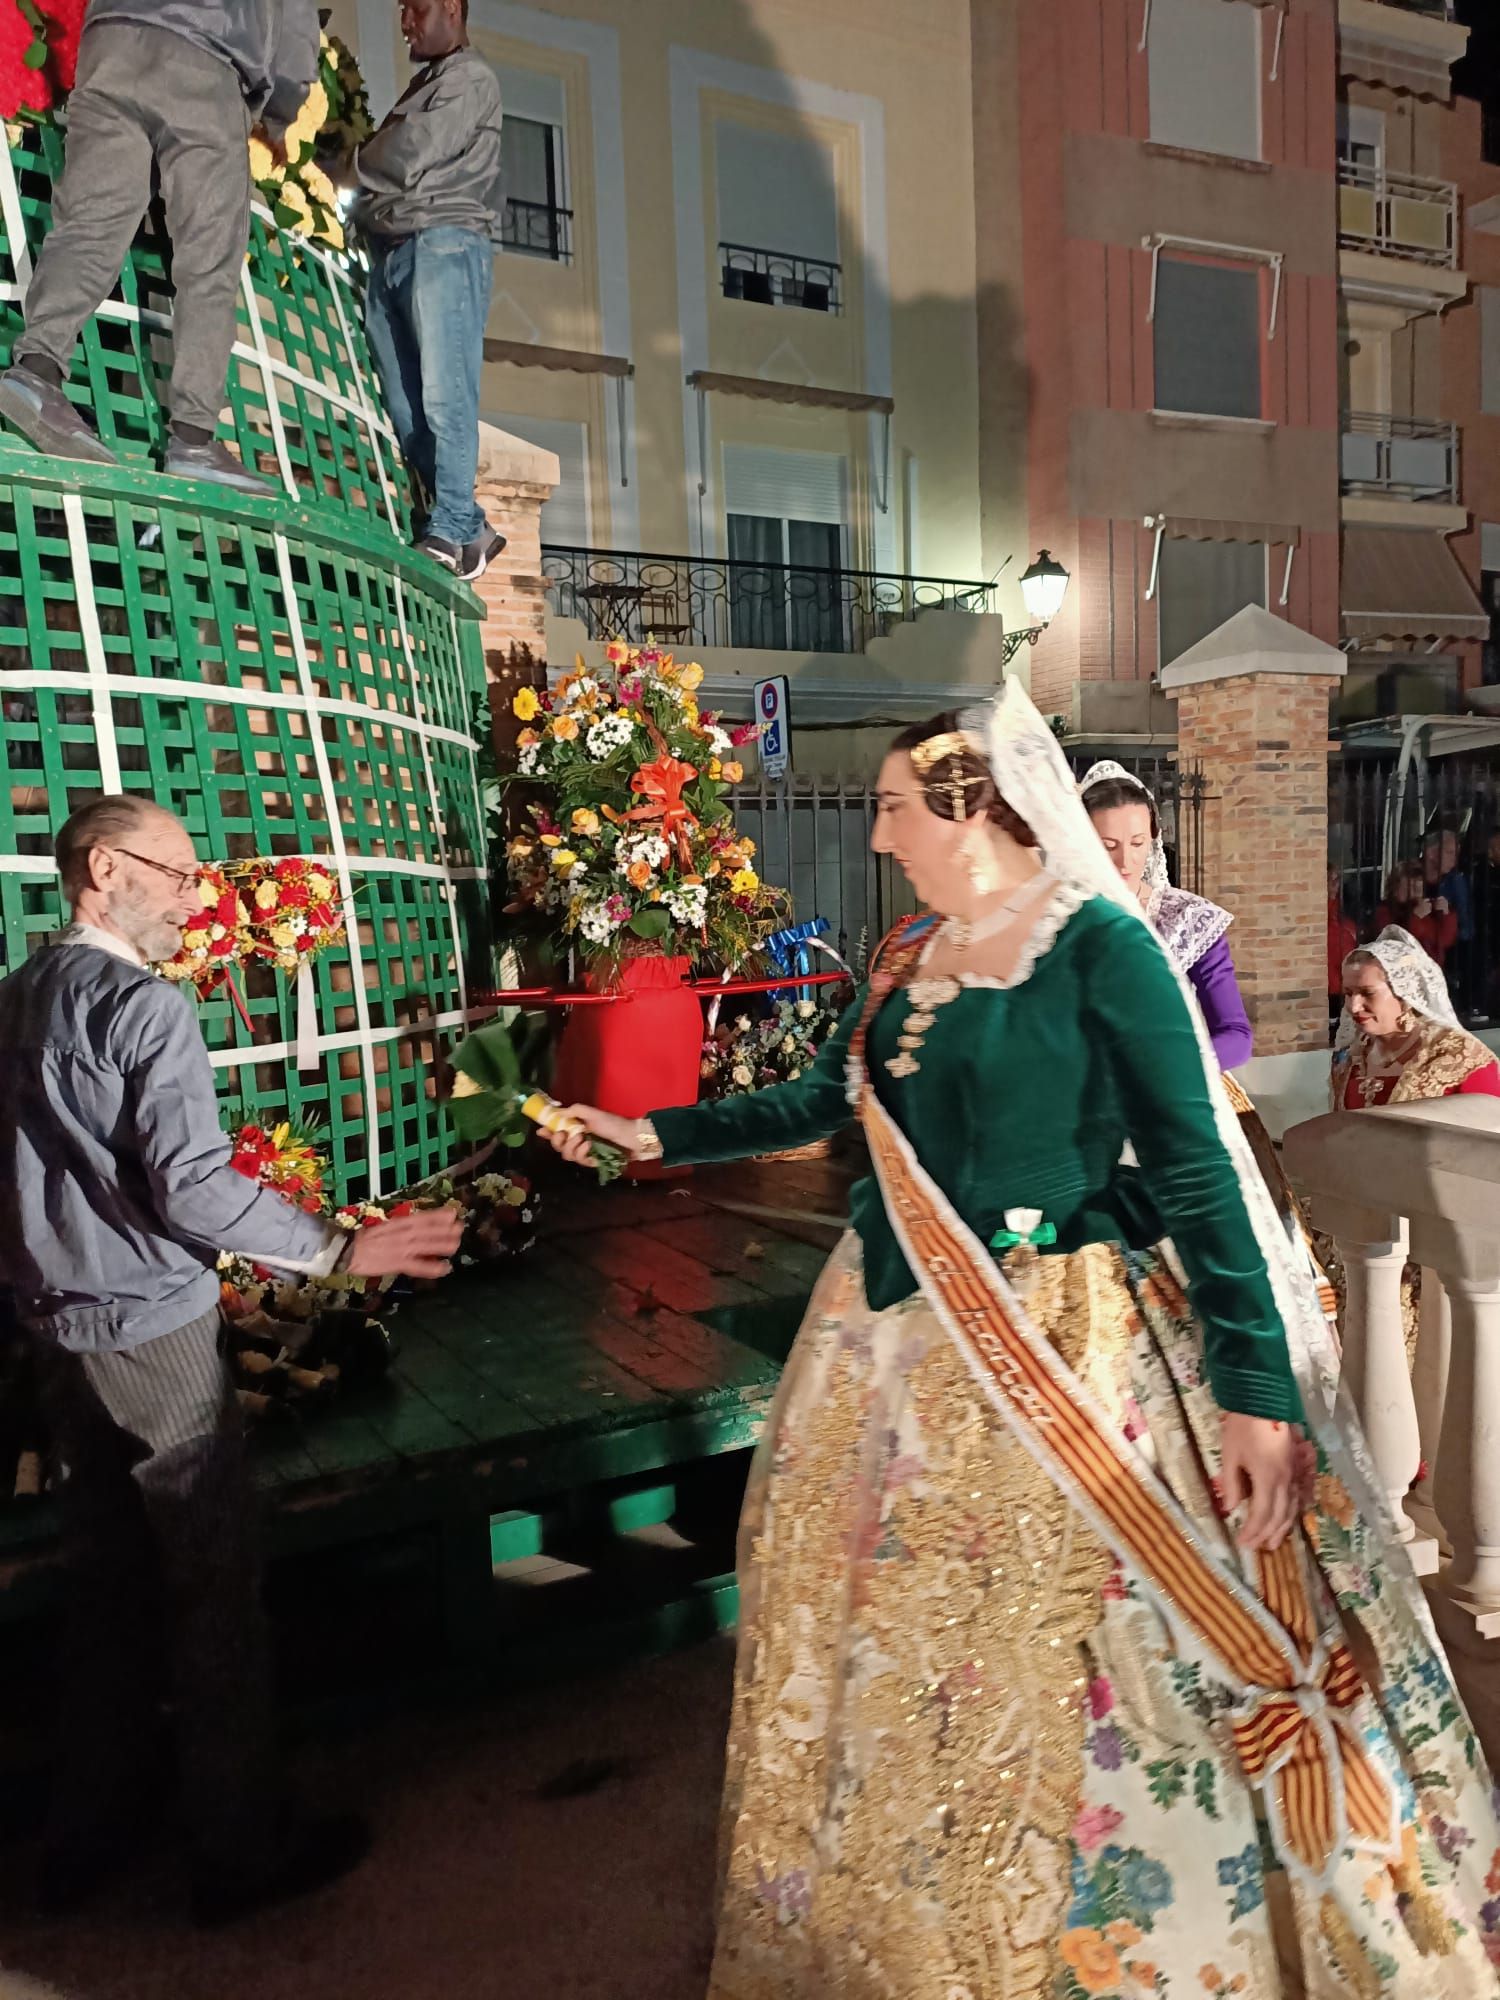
[634,1119,664,1162]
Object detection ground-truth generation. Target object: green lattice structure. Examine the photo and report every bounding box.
[0,125,492,1198]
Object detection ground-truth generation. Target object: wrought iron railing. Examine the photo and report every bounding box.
[501,197,574,264]
[1341,411,1459,502]
[541,546,998,654]
[718,242,843,315]
[1337,156,1458,268]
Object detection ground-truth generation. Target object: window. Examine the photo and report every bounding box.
[486,412,590,547]
[723,446,847,652]
[493,68,570,263]
[1147,0,1260,161]
[1484,524,1500,687]
[715,121,841,314]
[1337,104,1385,177]
[1157,537,1265,667]
[1153,256,1263,419]
[1483,288,1500,417]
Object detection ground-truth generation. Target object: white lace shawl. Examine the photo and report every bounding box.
[1078,759,1232,974]
[1333,923,1460,1054]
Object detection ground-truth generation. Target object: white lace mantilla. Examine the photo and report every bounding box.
[1147,885,1234,977]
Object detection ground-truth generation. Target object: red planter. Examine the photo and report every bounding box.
[552,952,701,1174]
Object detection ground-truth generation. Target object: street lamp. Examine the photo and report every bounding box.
[1002,549,1071,664]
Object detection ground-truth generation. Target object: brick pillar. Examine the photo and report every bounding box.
[1169,670,1341,1056]
[468,422,559,764]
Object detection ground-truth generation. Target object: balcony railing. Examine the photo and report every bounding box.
[718,243,843,315]
[1341,411,1459,502]
[541,546,998,655]
[500,197,574,264]
[1366,0,1454,15]
[1338,156,1458,268]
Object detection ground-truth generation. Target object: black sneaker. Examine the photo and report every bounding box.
[191,1808,370,1927]
[416,533,464,574]
[162,435,277,497]
[0,362,117,464]
[457,525,507,582]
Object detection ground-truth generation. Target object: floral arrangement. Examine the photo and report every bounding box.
[504,643,781,974]
[699,993,850,1100]
[229,1118,327,1212]
[0,0,82,122]
[248,31,370,251]
[153,857,345,999]
[156,864,252,999]
[240,856,345,969]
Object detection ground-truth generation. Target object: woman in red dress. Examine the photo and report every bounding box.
[1376,860,1459,970]
[1335,925,1500,1110]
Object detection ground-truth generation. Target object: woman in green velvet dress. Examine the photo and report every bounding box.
[545,682,1500,2000]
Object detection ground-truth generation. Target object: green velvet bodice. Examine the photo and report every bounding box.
[652,893,1302,1425]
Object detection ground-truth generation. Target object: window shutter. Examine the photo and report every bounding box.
[494,66,566,130]
[1483,289,1500,418]
[486,413,591,547]
[714,122,839,263]
[1147,0,1260,161]
[722,445,848,527]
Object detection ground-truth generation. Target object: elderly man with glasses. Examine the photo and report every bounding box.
[0,794,461,1923]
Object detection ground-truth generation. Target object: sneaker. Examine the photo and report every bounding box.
[162,436,277,497]
[191,1808,370,1927]
[0,363,117,464]
[457,525,507,582]
[416,533,464,574]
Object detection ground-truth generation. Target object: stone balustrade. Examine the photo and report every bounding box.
[1283,1097,1500,1641]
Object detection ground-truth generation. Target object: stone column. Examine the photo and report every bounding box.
[1164,634,1346,1056]
[469,421,560,679]
[1408,1271,1453,1558]
[1335,1226,1429,1563]
[1434,1273,1500,1634]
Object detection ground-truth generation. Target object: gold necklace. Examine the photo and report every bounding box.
[885,875,1051,1080]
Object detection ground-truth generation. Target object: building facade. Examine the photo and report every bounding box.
[337,0,1491,758]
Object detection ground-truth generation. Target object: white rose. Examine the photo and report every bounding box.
[796,999,817,1019]
[788,1067,802,1080]
[732,1064,753,1086]
[781,1034,797,1053]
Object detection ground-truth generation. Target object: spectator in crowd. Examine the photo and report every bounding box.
[1327,863,1357,1031]
[0,0,320,495]
[352,0,507,581]
[0,796,461,1921]
[1424,827,1473,948]
[1378,857,1458,969]
[1476,826,1500,1024]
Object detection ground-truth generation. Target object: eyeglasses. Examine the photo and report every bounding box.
[112,848,201,896]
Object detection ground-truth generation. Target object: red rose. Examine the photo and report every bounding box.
[295,932,315,952]
[273,859,305,882]
[209,936,235,957]
[278,881,311,910]
[388,1200,414,1218]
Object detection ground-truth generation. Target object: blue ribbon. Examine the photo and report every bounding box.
[765,917,830,999]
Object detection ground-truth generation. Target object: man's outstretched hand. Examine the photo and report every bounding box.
[344,1208,463,1281]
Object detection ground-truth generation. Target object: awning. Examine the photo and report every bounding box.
[685,369,893,416]
[1160,515,1300,546]
[1338,33,1455,104]
[484,339,631,378]
[1341,527,1489,643]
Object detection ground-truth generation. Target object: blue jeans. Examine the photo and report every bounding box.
[365,227,492,546]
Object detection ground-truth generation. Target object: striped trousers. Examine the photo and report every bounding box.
[29,1310,276,1879]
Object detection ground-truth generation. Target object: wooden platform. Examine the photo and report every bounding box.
[0,1157,851,1689]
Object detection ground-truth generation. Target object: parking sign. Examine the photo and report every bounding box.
[754,674,791,780]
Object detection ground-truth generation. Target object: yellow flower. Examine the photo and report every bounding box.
[248,134,281,186]
[302,161,338,213]
[551,714,580,741]
[198,878,219,908]
[571,808,600,836]
[708,758,722,781]
[284,79,329,162]
[513,687,541,722]
[721,760,744,785]
[253,880,280,911]
[270,922,297,950]
[740,837,756,857]
[277,178,314,235]
[551,848,578,870]
[306,873,334,900]
[539,833,562,848]
[677,662,704,691]
[730,868,759,896]
[680,697,699,722]
[501,1183,527,1206]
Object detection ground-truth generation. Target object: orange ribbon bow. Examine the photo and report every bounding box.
[623,754,699,867]
[1230,1642,1395,1878]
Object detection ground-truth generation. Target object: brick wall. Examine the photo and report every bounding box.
[469,474,552,675]
[1174,673,1336,1056]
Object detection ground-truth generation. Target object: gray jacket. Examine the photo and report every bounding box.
[82,0,321,135]
[354,48,504,243]
[0,928,340,1354]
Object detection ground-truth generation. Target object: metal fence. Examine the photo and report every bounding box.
[729,756,1208,968]
[1330,755,1500,1024]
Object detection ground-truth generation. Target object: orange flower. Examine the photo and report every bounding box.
[1106,1922,1142,1950]
[516,728,540,749]
[627,860,652,889]
[721,760,744,784]
[551,714,580,741]
[1199,1970,1224,1992]
[1129,1964,1158,1989]
[1315,1473,1355,1528]
[604,639,631,665]
[1059,1931,1121,1994]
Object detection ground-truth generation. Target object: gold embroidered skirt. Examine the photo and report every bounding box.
[707,1236,1500,2000]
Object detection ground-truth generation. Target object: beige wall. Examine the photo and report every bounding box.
[348,0,985,588]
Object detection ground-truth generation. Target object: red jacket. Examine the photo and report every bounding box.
[1328,902,1357,996]
[1377,901,1459,967]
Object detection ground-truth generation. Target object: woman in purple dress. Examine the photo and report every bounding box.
[1082,761,1251,1070]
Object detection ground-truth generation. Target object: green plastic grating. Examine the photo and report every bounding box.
[0,129,493,1199]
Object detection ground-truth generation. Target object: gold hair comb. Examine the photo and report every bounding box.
[909,730,981,774]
